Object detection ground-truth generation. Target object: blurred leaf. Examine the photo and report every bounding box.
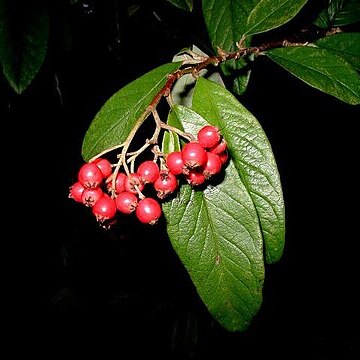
[0,1,49,93]
[166,0,193,11]
[163,105,264,332]
[82,62,182,161]
[202,0,260,95]
[192,78,285,264]
[332,0,360,26]
[266,46,360,105]
[315,32,360,70]
[246,0,308,35]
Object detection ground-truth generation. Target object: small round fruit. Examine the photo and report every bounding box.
[115,191,138,214]
[181,141,208,169]
[137,160,160,184]
[197,125,221,148]
[186,170,206,186]
[92,194,117,222]
[218,151,229,165]
[78,162,103,189]
[125,173,145,194]
[81,187,103,207]
[93,158,112,178]
[203,152,222,179]
[210,138,227,154]
[154,170,178,199]
[136,197,162,225]
[165,151,185,175]
[106,172,127,194]
[69,181,85,202]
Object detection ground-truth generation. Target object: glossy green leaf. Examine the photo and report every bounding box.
[0,1,49,93]
[163,105,264,332]
[192,78,285,264]
[166,0,193,11]
[315,33,360,71]
[81,62,182,161]
[332,0,360,26]
[245,0,308,35]
[266,46,360,105]
[162,110,183,154]
[202,0,259,95]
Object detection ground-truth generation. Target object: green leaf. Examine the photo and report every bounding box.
[192,78,285,264]
[0,1,49,94]
[81,62,182,161]
[202,0,260,95]
[166,0,193,11]
[315,33,360,71]
[245,0,308,35]
[163,106,264,332]
[266,46,360,105]
[162,110,183,154]
[332,0,360,26]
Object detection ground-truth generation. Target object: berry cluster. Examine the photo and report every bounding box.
[69,125,228,228]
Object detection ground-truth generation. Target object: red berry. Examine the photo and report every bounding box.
[181,142,208,169]
[81,187,103,207]
[124,173,145,194]
[78,162,103,189]
[165,151,185,175]
[154,170,178,199]
[186,170,206,186]
[93,158,112,178]
[137,160,160,184]
[115,191,138,214]
[218,151,229,165]
[106,172,127,194]
[210,138,227,154]
[203,152,222,179]
[69,181,85,202]
[136,197,162,225]
[92,194,117,222]
[197,125,221,148]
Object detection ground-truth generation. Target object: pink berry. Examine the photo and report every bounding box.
[137,160,160,184]
[181,141,208,169]
[210,138,227,154]
[106,172,127,194]
[218,151,229,165]
[165,151,185,175]
[203,152,222,179]
[93,158,112,178]
[186,170,206,186]
[136,197,162,225]
[69,181,85,202]
[124,173,145,194]
[78,162,103,189]
[153,170,178,199]
[92,194,117,222]
[197,125,221,148]
[115,191,138,214]
[81,187,103,207]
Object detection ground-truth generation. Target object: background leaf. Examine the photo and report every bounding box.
[163,105,264,332]
[0,0,49,94]
[332,0,360,26]
[201,0,259,95]
[266,46,360,105]
[166,0,193,11]
[81,62,182,161]
[245,0,308,35]
[315,33,360,71]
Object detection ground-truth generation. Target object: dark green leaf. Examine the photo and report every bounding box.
[0,1,49,93]
[166,0,193,11]
[162,110,183,154]
[313,9,331,29]
[163,105,264,332]
[328,0,346,20]
[266,46,360,105]
[245,0,308,35]
[81,62,182,161]
[332,0,360,26]
[315,33,360,70]
[192,78,285,264]
[202,0,260,95]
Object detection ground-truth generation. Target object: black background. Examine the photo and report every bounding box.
[4,1,359,358]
